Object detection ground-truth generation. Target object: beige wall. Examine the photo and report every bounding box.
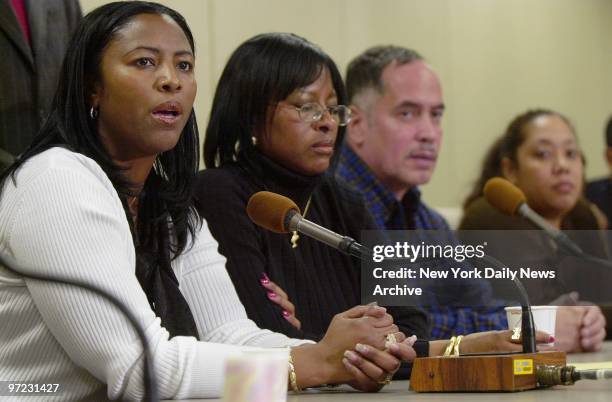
[80,0,612,208]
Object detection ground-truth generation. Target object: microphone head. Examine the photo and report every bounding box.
[483,177,527,216]
[246,191,300,233]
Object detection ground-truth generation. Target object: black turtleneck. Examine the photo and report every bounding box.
[194,152,429,362]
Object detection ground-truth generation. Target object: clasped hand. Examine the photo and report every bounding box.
[318,304,416,391]
[262,276,417,390]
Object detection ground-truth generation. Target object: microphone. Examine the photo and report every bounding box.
[246,191,371,259]
[247,191,540,352]
[246,191,299,234]
[484,177,583,256]
[484,177,612,268]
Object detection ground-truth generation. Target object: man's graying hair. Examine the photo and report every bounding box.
[346,46,423,103]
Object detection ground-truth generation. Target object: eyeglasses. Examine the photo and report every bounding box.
[290,103,352,126]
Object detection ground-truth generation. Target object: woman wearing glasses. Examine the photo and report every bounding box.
[196,33,431,377]
[196,33,554,380]
[0,4,418,397]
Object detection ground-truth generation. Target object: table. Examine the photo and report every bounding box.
[171,343,612,401]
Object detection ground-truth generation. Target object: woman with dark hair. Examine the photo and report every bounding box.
[461,109,603,235]
[196,33,550,373]
[199,31,426,350]
[0,3,414,400]
[459,109,609,352]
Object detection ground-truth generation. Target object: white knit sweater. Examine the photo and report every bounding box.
[0,147,309,401]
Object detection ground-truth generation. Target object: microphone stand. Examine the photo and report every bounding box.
[263,203,569,392]
[517,203,612,269]
[286,210,373,259]
[0,253,158,401]
[482,254,536,354]
[286,213,541,356]
[410,251,566,392]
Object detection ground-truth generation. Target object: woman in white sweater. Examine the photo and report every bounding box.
[0,2,415,401]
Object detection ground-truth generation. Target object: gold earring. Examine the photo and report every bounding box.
[251,136,257,145]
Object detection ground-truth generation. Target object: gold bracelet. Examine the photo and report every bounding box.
[288,349,300,392]
[443,336,456,357]
[452,335,463,356]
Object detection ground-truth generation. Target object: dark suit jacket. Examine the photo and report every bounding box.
[0,0,81,157]
[586,177,612,226]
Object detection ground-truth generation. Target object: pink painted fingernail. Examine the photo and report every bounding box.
[260,273,270,285]
[282,310,291,318]
[344,350,358,362]
[267,291,276,300]
[355,343,368,353]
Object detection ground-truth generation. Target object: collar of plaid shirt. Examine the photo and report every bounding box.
[336,144,448,230]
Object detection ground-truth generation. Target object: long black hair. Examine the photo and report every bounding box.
[204,32,347,170]
[0,1,201,259]
[463,108,578,209]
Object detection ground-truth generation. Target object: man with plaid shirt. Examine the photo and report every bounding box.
[336,45,507,339]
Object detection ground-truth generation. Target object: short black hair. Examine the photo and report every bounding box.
[204,32,347,168]
[345,45,423,103]
[1,1,200,259]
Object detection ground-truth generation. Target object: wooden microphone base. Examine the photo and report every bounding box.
[410,350,566,392]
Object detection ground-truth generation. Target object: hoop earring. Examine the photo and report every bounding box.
[89,106,99,120]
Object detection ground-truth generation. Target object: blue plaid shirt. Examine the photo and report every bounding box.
[336,145,507,339]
